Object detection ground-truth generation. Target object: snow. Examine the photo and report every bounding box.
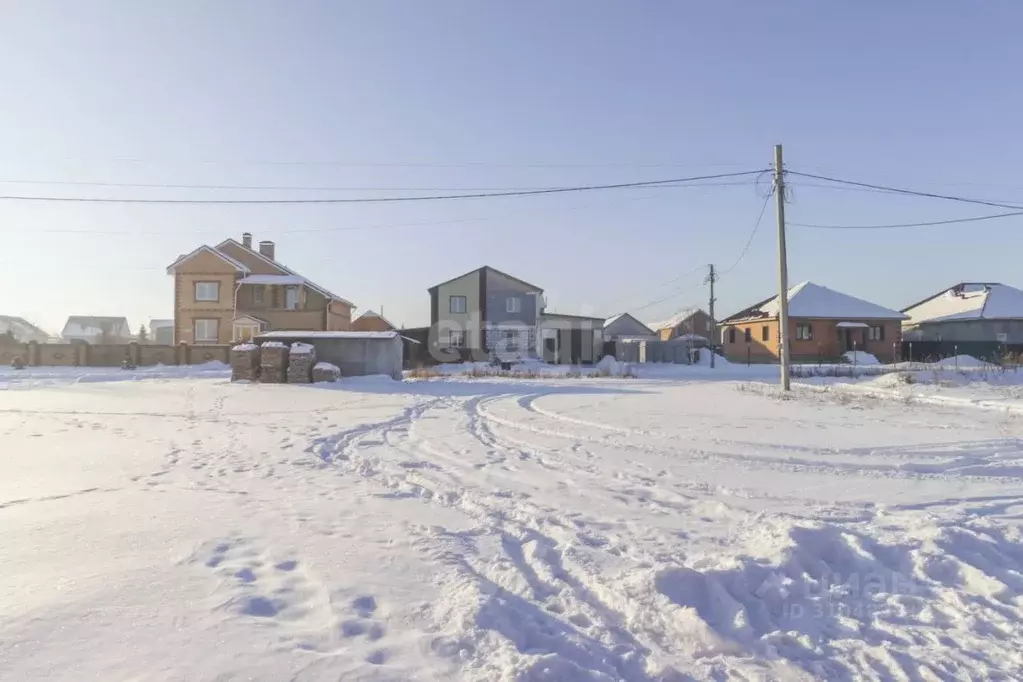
[753,282,907,321]
[260,341,287,348]
[290,342,314,355]
[3,368,1023,679]
[906,283,1023,323]
[842,350,879,364]
[232,343,257,351]
[313,361,339,371]
[646,307,700,331]
[260,330,399,340]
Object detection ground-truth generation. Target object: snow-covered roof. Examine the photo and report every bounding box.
[0,315,49,340]
[166,245,250,275]
[149,319,174,329]
[238,274,307,286]
[724,282,907,323]
[647,308,702,331]
[258,330,399,340]
[903,283,1023,324]
[62,316,132,338]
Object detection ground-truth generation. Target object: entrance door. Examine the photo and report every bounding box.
[541,329,558,363]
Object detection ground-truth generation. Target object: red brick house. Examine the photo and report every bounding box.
[720,282,907,363]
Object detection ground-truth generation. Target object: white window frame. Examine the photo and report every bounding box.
[796,324,813,341]
[449,295,467,314]
[194,318,219,343]
[285,286,300,310]
[449,329,465,347]
[506,296,521,314]
[253,286,264,305]
[868,325,884,341]
[194,281,220,302]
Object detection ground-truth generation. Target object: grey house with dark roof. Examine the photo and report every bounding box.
[426,265,605,364]
[902,283,1023,343]
[428,266,545,360]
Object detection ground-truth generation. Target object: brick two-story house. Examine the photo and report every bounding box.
[720,282,907,363]
[166,233,355,344]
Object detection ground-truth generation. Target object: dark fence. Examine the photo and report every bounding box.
[901,341,1023,364]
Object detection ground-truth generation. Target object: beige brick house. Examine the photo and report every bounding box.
[166,234,355,344]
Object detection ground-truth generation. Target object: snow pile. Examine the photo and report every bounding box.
[232,343,257,352]
[696,347,730,366]
[260,341,286,349]
[289,342,314,355]
[936,354,990,368]
[594,355,633,376]
[842,350,879,365]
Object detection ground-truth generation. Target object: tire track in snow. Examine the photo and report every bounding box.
[304,394,693,680]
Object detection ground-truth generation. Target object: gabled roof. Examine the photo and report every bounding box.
[0,315,49,339]
[355,309,396,328]
[427,265,543,294]
[722,282,907,323]
[166,245,250,275]
[63,316,132,337]
[903,283,1023,324]
[647,308,703,331]
[149,319,174,329]
[603,312,654,333]
[214,239,355,308]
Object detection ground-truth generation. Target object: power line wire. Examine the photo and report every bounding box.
[718,192,773,276]
[0,178,757,193]
[3,156,755,170]
[787,170,1023,211]
[0,170,768,205]
[790,210,1023,230]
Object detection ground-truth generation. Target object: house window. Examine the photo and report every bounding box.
[762,326,769,342]
[285,286,300,310]
[868,325,885,341]
[194,282,220,302]
[796,324,813,340]
[194,318,219,343]
[744,328,752,343]
[253,286,264,305]
[449,329,465,347]
[506,297,521,314]
[727,327,736,344]
[450,295,467,314]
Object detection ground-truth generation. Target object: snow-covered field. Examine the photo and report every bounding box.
[2,365,1023,680]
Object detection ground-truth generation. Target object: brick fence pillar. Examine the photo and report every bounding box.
[176,342,189,365]
[28,341,40,366]
[129,342,141,367]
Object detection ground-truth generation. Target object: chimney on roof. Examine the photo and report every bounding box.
[258,240,275,260]
[242,232,253,248]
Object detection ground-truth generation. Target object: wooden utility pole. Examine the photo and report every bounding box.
[706,264,716,368]
[774,144,791,390]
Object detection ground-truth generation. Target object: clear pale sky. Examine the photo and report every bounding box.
[2,1,1022,334]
